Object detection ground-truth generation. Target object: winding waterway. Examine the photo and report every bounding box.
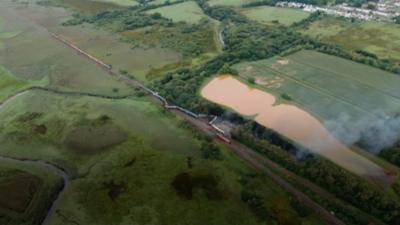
[0,90,69,225]
[0,156,69,225]
[201,75,385,177]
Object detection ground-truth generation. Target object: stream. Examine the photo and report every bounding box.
[0,90,69,225]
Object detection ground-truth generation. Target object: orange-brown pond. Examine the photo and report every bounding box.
[201,75,385,177]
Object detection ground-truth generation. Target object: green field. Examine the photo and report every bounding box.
[240,6,310,26]
[208,0,257,6]
[0,0,182,83]
[300,16,400,62]
[233,50,400,122]
[92,0,138,6]
[145,1,209,24]
[41,0,125,14]
[148,0,182,5]
[0,89,324,225]
[0,1,328,224]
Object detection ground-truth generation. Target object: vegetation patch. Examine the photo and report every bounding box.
[0,172,41,213]
[171,172,222,200]
[0,66,30,102]
[208,0,258,7]
[64,124,128,153]
[0,161,63,225]
[121,19,218,57]
[300,16,400,62]
[103,180,126,201]
[239,6,310,26]
[145,1,209,24]
[38,0,124,15]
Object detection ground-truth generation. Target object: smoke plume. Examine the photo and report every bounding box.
[324,111,400,153]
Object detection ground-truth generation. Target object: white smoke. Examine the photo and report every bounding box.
[324,111,400,154]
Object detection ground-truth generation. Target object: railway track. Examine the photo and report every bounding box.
[47,32,348,225]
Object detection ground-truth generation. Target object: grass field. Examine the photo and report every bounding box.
[208,0,257,6]
[0,1,327,224]
[0,67,34,102]
[92,0,138,6]
[300,16,400,62]
[0,0,182,85]
[145,1,209,24]
[42,0,124,15]
[148,0,182,5]
[0,90,325,225]
[233,50,400,122]
[57,24,182,81]
[240,6,310,26]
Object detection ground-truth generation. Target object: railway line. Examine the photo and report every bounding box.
[47,32,348,225]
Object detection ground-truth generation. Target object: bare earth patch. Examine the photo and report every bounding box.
[276,59,289,65]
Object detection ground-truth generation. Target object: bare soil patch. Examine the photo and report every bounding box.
[276,59,289,65]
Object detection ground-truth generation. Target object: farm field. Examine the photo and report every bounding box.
[145,1,209,24]
[300,16,400,62]
[233,50,400,123]
[92,0,138,6]
[239,6,310,26]
[208,0,257,6]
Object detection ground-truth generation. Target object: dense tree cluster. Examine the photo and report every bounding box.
[233,122,400,225]
[136,19,218,57]
[380,143,400,167]
[394,15,400,24]
[63,9,172,31]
